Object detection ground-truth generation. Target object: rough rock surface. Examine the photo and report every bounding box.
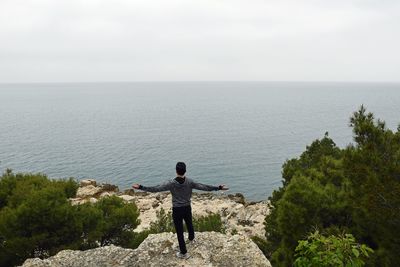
[131,192,269,238]
[69,181,270,238]
[75,185,103,198]
[80,179,97,187]
[21,232,271,267]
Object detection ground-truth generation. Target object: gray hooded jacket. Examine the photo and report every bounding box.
[140,177,220,207]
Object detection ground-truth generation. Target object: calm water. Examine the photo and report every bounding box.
[0,82,399,201]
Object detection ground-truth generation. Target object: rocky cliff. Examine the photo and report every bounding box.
[22,232,272,267]
[69,179,270,238]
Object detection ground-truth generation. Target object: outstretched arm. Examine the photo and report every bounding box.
[191,180,229,191]
[132,181,172,192]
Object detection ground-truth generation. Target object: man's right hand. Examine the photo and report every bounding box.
[132,184,141,189]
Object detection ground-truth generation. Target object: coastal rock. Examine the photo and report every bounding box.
[70,180,270,238]
[21,232,271,267]
[80,179,97,187]
[76,185,103,198]
[74,181,118,200]
[133,192,270,238]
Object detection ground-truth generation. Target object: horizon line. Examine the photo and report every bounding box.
[1,80,400,85]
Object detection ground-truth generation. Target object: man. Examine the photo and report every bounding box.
[132,162,229,259]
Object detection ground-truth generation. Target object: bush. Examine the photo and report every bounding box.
[264,107,400,266]
[0,171,225,265]
[0,170,78,210]
[148,207,225,234]
[149,207,175,233]
[94,196,140,246]
[127,230,152,249]
[0,171,140,266]
[75,197,141,250]
[294,230,373,267]
[193,213,225,233]
[128,207,226,249]
[0,173,82,266]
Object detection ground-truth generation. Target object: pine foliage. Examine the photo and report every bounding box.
[264,106,400,266]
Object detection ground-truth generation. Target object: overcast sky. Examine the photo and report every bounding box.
[0,0,399,83]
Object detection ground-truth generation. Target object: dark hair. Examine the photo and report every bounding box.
[176,162,186,176]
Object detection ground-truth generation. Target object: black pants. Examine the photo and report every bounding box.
[172,205,194,254]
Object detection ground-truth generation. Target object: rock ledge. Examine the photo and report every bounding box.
[70,180,270,238]
[22,232,271,267]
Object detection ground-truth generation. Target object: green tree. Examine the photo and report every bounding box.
[0,171,140,266]
[265,133,349,265]
[263,107,400,266]
[0,182,83,266]
[94,196,140,246]
[343,106,400,265]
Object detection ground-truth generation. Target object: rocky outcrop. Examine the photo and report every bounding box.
[132,192,269,238]
[69,180,119,204]
[22,232,272,267]
[69,180,270,238]
[79,179,97,187]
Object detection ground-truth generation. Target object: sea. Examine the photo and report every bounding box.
[0,82,399,201]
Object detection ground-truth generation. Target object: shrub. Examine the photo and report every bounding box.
[0,171,140,266]
[149,207,174,233]
[294,230,373,267]
[148,207,225,234]
[264,107,400,266]
[0,178,83,266]
[0,170,79,210]
[94,196,140,246]
[193,213,225,233]
[129,207,226,249]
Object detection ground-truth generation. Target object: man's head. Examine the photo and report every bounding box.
[176,162,186,176]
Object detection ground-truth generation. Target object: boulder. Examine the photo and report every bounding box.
[21,232,271,267]
[76,185,103,198]
[80,179,97,187]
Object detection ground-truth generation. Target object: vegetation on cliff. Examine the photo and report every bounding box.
[263,106,400,266]
[0,172,140,266]
[0,171,225,266]
[294,230,373,267]
[124,206,225,250]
